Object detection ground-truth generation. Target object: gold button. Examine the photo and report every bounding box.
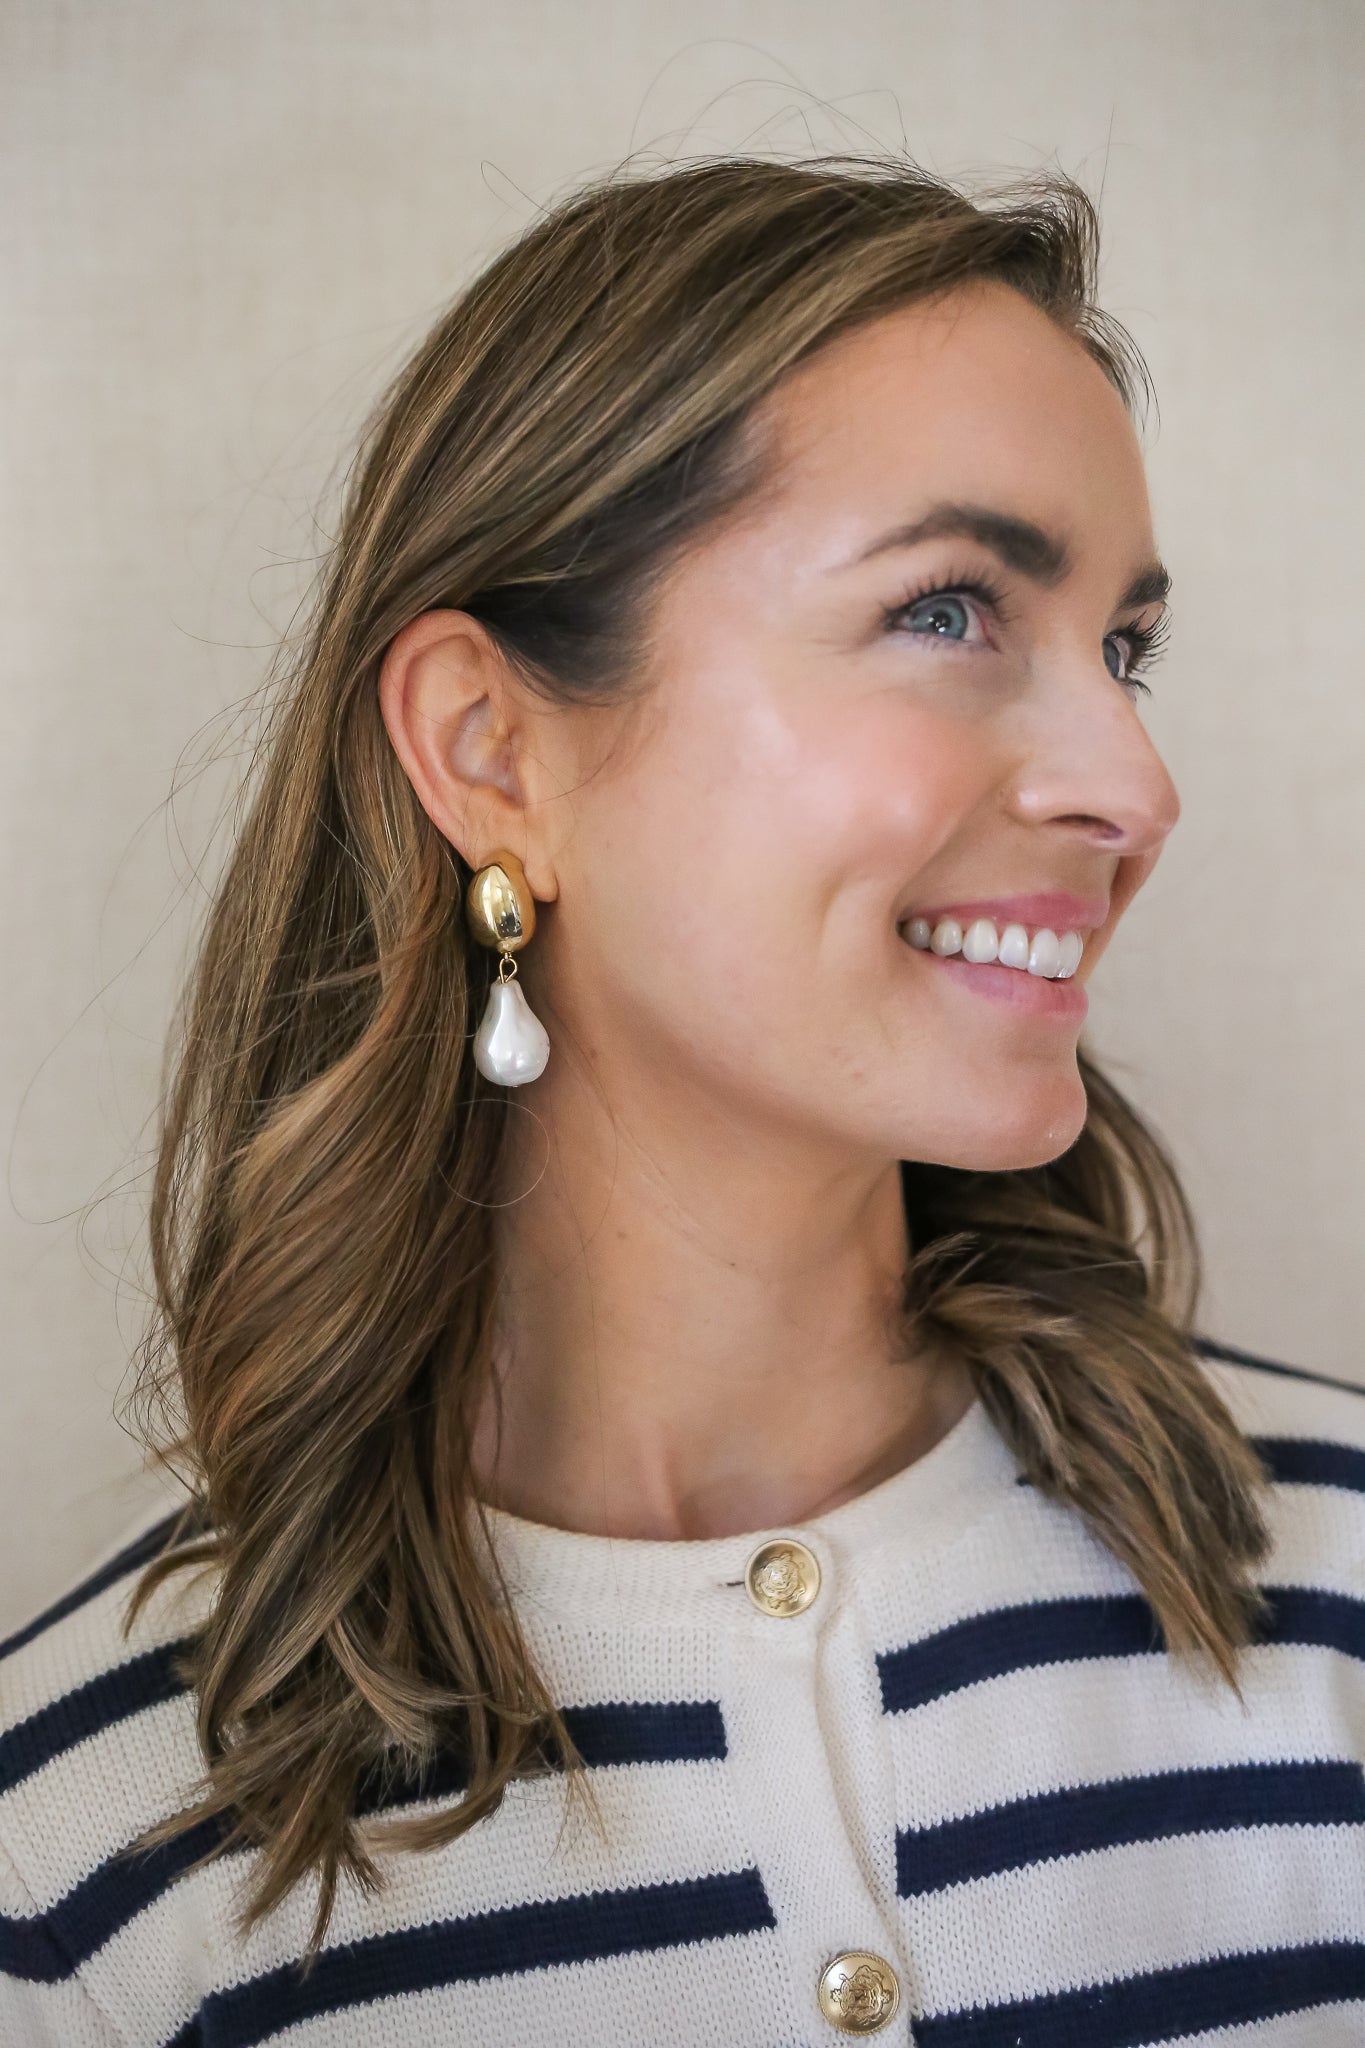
[817,1950,901,2033]
[744,1538,821,1617]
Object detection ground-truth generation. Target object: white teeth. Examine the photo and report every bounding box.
[997,922,1031,969]
[903,914,1087,980]
[961,917,999,964]
[1027,928,1062,978]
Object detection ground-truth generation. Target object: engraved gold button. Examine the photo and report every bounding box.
[816,1950,901,2033]
[744,1538,820,1617]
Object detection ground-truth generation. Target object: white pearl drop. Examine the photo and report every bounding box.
[473,978,550,1086]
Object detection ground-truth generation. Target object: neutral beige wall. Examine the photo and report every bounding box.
[3,0,1361,1634]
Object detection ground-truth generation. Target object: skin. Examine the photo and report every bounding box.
[379,278,1181,1542]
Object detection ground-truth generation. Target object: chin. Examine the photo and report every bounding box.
[893,1067,1089,1173]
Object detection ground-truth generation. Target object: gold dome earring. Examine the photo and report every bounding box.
[464,850,551,1086]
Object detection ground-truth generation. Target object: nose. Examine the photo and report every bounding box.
[1006,651,1181,860]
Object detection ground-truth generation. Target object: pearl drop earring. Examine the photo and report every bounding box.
[464,850,551,1086]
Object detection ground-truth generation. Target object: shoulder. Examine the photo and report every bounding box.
[1189,1332,1365,1618]
[0,1501,213,2016]
[1190,1330,1365,1464]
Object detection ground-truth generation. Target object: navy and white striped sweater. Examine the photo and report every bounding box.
[1,1337,1363,2046]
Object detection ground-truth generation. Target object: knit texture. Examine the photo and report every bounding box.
[1,1337,1363,2046]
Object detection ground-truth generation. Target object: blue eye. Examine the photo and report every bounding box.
[885,573,1170,701]
[886,579,1003,647]
[900,593,978,641]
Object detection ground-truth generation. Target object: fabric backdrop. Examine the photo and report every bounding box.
[2,0,1360,1633]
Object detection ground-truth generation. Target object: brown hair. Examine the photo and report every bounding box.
[129,152,1274,1945]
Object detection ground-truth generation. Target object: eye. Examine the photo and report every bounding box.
[884,575,1172,701]
[1104,612,1172,699]
[1103,633,1140,692]
[898,592,985,644]
[885,578,1004,649]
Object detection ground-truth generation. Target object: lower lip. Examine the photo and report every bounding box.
[905,943,1089,1022]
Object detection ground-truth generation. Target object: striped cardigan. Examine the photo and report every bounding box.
[1,1336,1363,2046]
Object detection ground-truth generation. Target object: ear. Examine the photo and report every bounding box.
[377,610,560,903]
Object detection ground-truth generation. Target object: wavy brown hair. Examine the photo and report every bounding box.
[129,152,1274,1945]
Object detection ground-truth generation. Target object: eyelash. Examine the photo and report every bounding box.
[883,569,1172,698]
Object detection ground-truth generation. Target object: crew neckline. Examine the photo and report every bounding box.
[473,1388,1021,1630]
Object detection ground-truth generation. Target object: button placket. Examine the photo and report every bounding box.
[723,1535,909,2041]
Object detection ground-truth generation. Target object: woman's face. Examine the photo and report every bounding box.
[525,279,1180,1172]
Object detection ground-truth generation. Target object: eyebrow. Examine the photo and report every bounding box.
[848,501,1171,611]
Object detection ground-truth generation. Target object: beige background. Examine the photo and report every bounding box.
[2,0,1361,1635]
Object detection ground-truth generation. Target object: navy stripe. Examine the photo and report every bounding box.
[878,1583,1365,1713]
[193,1869,775,2047]
[897,1757,1365,1896]
[560,1698,726,1768]
[0,1512,191,1665]
[0,1700,729,1981]
[1251,1434,1365,1497]
[0,1639,193,1797]
[352,1698,726,1815]
[1265,1584,1365,1659]
[0,1817,227,1984]
[914,1938,1365,2048]
[879,1593,1163,1713]
[1191,1333,1365,1401]
[0,1908,67,1988]
[0,1632,726,1805]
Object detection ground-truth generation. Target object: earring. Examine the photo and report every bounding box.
[464,850,551,1086]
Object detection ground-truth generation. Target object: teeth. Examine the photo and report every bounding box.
[962,917,999,964]
[1027,929,1061,979]
[904,915,1087,980]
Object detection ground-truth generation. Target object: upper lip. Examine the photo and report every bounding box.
[900,892,1109,934]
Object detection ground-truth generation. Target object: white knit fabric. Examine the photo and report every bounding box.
[1,1339,1363,2047]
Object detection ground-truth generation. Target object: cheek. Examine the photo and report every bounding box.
[579,691,991,1005]
[731,697,995,938]
[818,709,990,881]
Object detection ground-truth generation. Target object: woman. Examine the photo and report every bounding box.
[2,155,1362,2047]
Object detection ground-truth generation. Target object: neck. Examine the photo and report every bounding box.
[467,1052,974,1541]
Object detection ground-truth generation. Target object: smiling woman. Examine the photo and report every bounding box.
[2,155,1363,2048]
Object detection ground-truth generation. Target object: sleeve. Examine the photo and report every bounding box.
[0,1833,125,2048]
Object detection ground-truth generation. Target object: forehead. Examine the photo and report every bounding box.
[742,281,1152,563]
